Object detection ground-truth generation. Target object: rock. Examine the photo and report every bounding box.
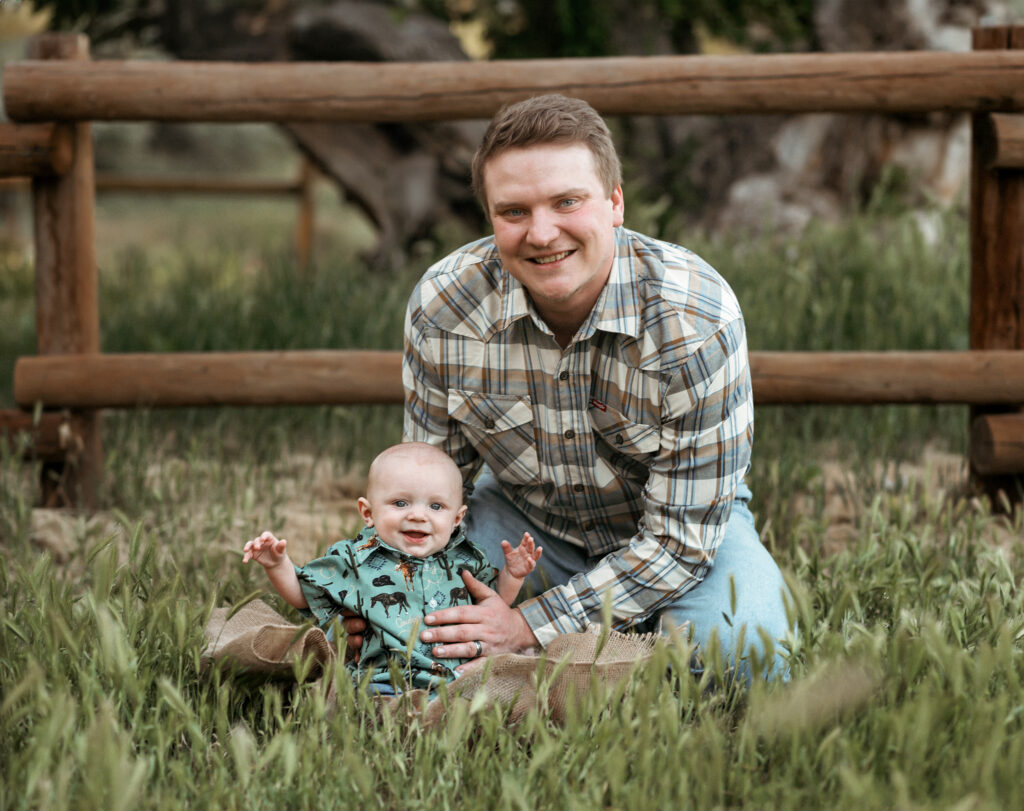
[283,1,488,268]
[30,508,77,563]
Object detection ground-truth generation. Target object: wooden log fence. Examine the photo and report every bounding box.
[9,50,1024,121]
[12,350,1024,410]
[3,29,1024,505]
[1,166,318,267]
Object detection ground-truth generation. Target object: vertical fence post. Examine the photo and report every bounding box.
[296,158,315,270]
[30,33,101,508]
[970,25,1024,505]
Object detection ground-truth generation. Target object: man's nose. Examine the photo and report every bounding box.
[526,211,559,246]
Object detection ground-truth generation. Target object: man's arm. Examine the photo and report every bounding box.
[517,319,753,646]
[402,303,481,482]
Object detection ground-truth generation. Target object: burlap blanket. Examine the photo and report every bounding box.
[202,599,661,724]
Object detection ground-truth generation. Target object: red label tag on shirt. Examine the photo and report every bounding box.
[590,398,607,412]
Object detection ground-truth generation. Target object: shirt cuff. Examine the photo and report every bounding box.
[516,589,590,648]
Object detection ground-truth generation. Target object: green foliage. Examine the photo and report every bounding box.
[2,433,1023,807]
[33,0,126,30]
[658,0,816,52]
[428,0,816,58]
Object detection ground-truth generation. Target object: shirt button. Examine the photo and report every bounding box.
[573,483,584,493]
[483,417,495,429]
[583,521,595,532]
[429,599,437,608]
[615,433,624,445]
[559,370,569,381]
[564,429,575,439]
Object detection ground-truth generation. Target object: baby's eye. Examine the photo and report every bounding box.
[393,499,408,508]
[430,503,443,511]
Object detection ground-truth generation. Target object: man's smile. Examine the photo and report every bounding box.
[530,249,574,265]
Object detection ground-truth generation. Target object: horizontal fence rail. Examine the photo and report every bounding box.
[0,409,80,459]
[8,51,1024,123]
[15,351,406,407]
[14,350,1024,408]
[0,174,307,193]
[92,175,308,195]
[0,122,72,175]
[8,29,1024,505]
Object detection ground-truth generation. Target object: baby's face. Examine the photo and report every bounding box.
[357,454,466,558]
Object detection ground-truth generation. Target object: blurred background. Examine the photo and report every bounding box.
[3,0,1023,519]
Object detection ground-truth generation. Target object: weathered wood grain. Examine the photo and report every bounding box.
[15,350,1024,409]
[8,51,1024,122]
[0,123,72,177]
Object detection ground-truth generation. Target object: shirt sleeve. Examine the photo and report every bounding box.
[402,301,483,488]
[517,318,753,646]
[294,555,352,627]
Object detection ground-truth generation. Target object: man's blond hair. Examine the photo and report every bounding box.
[471,94,622,213]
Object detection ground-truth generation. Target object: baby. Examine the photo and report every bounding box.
[243,441,541,691]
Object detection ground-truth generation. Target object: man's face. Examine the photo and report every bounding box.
[483,142,624,335]
[357,455,467,558]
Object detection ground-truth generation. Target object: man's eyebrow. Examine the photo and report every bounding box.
[492,188,591,210]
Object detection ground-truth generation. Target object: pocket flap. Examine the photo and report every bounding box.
[590,405,660,454]
[448,390,534,433]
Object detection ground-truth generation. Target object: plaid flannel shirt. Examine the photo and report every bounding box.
[403,227,753,647]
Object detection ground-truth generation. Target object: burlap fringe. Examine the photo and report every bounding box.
[202,599,661,725]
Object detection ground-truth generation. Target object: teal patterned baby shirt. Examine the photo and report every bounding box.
[295,525,497,690]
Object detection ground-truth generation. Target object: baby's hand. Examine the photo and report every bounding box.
[501,532,542,579]
[242,531,289,568]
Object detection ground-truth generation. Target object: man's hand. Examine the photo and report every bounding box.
[421,569,539,672]
[340,612,366,664]
[501,532,542,579]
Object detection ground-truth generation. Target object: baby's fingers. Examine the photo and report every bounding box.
[242,539,260,563]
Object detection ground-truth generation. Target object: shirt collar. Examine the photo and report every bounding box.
[496,227,641,341]
[350,524,470,564]
[582,228,641,340]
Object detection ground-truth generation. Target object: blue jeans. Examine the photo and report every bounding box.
[464,469,791,683]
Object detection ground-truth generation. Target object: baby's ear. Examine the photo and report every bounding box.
[454,504,468,526]
[356,497,374,526]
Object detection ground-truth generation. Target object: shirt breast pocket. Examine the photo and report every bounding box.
[590,404,660,480]
[448,390,540,485]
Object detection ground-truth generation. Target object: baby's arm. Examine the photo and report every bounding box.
[242,531,308,610]
[495,532,542,606]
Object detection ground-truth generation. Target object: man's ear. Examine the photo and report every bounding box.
[454,504,468,526]
[357,497,374,526]
[610,184,625,227]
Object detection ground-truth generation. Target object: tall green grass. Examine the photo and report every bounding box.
[2,444,1022,808]
[4,201,1023,809]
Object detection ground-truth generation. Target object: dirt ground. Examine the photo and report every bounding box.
[23,445,1020,573]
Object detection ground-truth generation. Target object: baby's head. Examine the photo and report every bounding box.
[356,442,467,558]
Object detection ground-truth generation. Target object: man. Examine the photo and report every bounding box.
[402,94,790,681]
